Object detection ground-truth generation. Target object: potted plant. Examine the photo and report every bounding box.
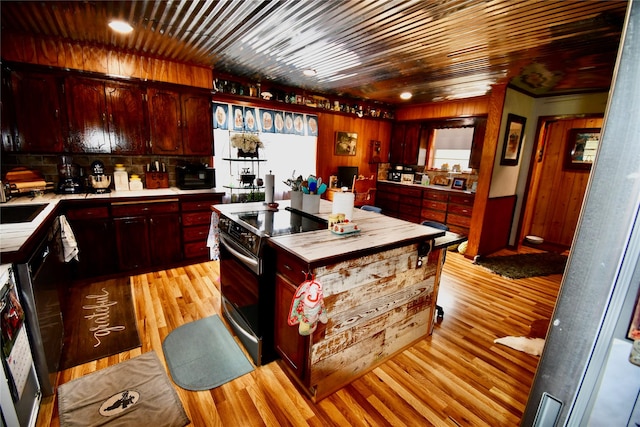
[230,133,264,158]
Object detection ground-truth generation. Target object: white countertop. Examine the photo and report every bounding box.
[377,179,475,195]
[0,187,225,259]
[213,199,445,264]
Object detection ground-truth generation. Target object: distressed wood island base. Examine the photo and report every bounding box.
[265,200,454,402]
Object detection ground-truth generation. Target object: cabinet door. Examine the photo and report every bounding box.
[402,122,421,165]
[66,77,110,153]
[148,88,182,154]
[11,71,65,152]
[389,123,406,164]
[274,274,307,378]
[105,82,148,154]
[114,216,151,271]
[181,92,212,155]
[66,209,117,279]
[149,213,182,265]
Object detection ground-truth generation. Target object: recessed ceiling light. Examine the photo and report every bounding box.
[303,69,317,77]
[400,92,412,100]
[108,20,133,34]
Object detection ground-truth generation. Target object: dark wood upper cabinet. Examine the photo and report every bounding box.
[10,71,66,152]
[148,88,182,154]
[148,87,212,156]
[390,121,421,165]
[105,82,148,154]
[66,77,147,154]
[181,92,213,155]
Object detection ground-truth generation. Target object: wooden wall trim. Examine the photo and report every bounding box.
[466,83,507,258]
[1,32,213,89]
[477,195,517,255]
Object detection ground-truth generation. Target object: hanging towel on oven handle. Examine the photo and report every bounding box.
[288,274,328,336]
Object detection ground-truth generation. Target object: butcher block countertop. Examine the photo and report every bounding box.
[213,199,446,266]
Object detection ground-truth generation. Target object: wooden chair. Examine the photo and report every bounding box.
[352,175,376,207]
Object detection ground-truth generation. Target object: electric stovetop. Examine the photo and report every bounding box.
[235,207,327,237]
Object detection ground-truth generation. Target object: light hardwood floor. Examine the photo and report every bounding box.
[37,248,561,426]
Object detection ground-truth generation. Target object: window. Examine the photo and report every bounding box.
[429,127,474,170]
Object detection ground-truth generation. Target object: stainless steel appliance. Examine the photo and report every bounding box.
[1,265,41,427]
[15,216,66,396]
[176,163,215,190]
[217,207,327,365]
[56,155,84,194]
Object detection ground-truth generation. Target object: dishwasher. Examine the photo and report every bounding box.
[15,215,66,396]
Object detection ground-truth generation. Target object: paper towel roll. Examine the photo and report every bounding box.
[332,191,355,220]
[265,173,275,204]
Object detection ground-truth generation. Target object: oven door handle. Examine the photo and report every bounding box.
[222,299,258,345]
[219,233,259,270]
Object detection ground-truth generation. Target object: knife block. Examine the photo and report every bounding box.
[145,172,169,189]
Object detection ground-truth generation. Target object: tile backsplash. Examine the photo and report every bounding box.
[1,153,210,188]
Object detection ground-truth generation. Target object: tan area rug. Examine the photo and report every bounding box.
[60,277,141,370]
[58,351,189,427]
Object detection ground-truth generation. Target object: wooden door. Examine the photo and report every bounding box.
[11,71,65,152]
[105,82,148,154]
[66,77,110,153]
[181,92,212,155]
[525,116,603,248]
[148,88,182,154]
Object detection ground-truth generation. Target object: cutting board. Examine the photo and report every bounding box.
[4,167,48,192]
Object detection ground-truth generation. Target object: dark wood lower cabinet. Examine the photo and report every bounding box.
[274,274,307,379]
[112,199,182,273]
[64,193,222,279]
[64,204,117,279]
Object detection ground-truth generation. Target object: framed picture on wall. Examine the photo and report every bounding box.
[563,128,600,171]
[335,131,357,156]
[500,114,526,166]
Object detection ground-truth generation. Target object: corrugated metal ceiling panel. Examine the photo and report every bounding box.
[0,0,628,104]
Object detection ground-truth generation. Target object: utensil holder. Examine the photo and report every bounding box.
[145,172,169,189]
[290,190,303,210]
[302,193,320,214]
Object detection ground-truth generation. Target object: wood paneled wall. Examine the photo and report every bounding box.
[523,116,603,248]
[395,96,489,121]
[316,112,392,184]
[1,33,212,89]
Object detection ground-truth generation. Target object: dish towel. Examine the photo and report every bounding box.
[206,212,220,261]
[288,274,328,336]
[59,215,79,262]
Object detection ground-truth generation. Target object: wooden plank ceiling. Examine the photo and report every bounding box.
[0,0,628,104]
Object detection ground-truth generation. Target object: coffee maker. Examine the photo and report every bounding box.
[56,155,85,194]
[88,160,111,193]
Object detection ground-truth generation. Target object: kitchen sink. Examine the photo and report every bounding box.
[0,204,48,224]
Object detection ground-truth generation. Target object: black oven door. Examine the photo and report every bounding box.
[219,233,264,365]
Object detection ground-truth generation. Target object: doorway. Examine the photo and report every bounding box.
[519,115,604,252]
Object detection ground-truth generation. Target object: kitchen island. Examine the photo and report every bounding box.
[214,199,461,402]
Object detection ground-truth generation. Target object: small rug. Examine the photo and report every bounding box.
[162,315,254,391]
[473,252,568,279]
[494,336,545,356]
[58,351,189,427]
[60,277,141,370]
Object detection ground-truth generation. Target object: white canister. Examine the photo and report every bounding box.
[332,191,355,221]
[129,174,143,191]
[114,170,129,191]
[290,190,303,210]
[302,193,321,214]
